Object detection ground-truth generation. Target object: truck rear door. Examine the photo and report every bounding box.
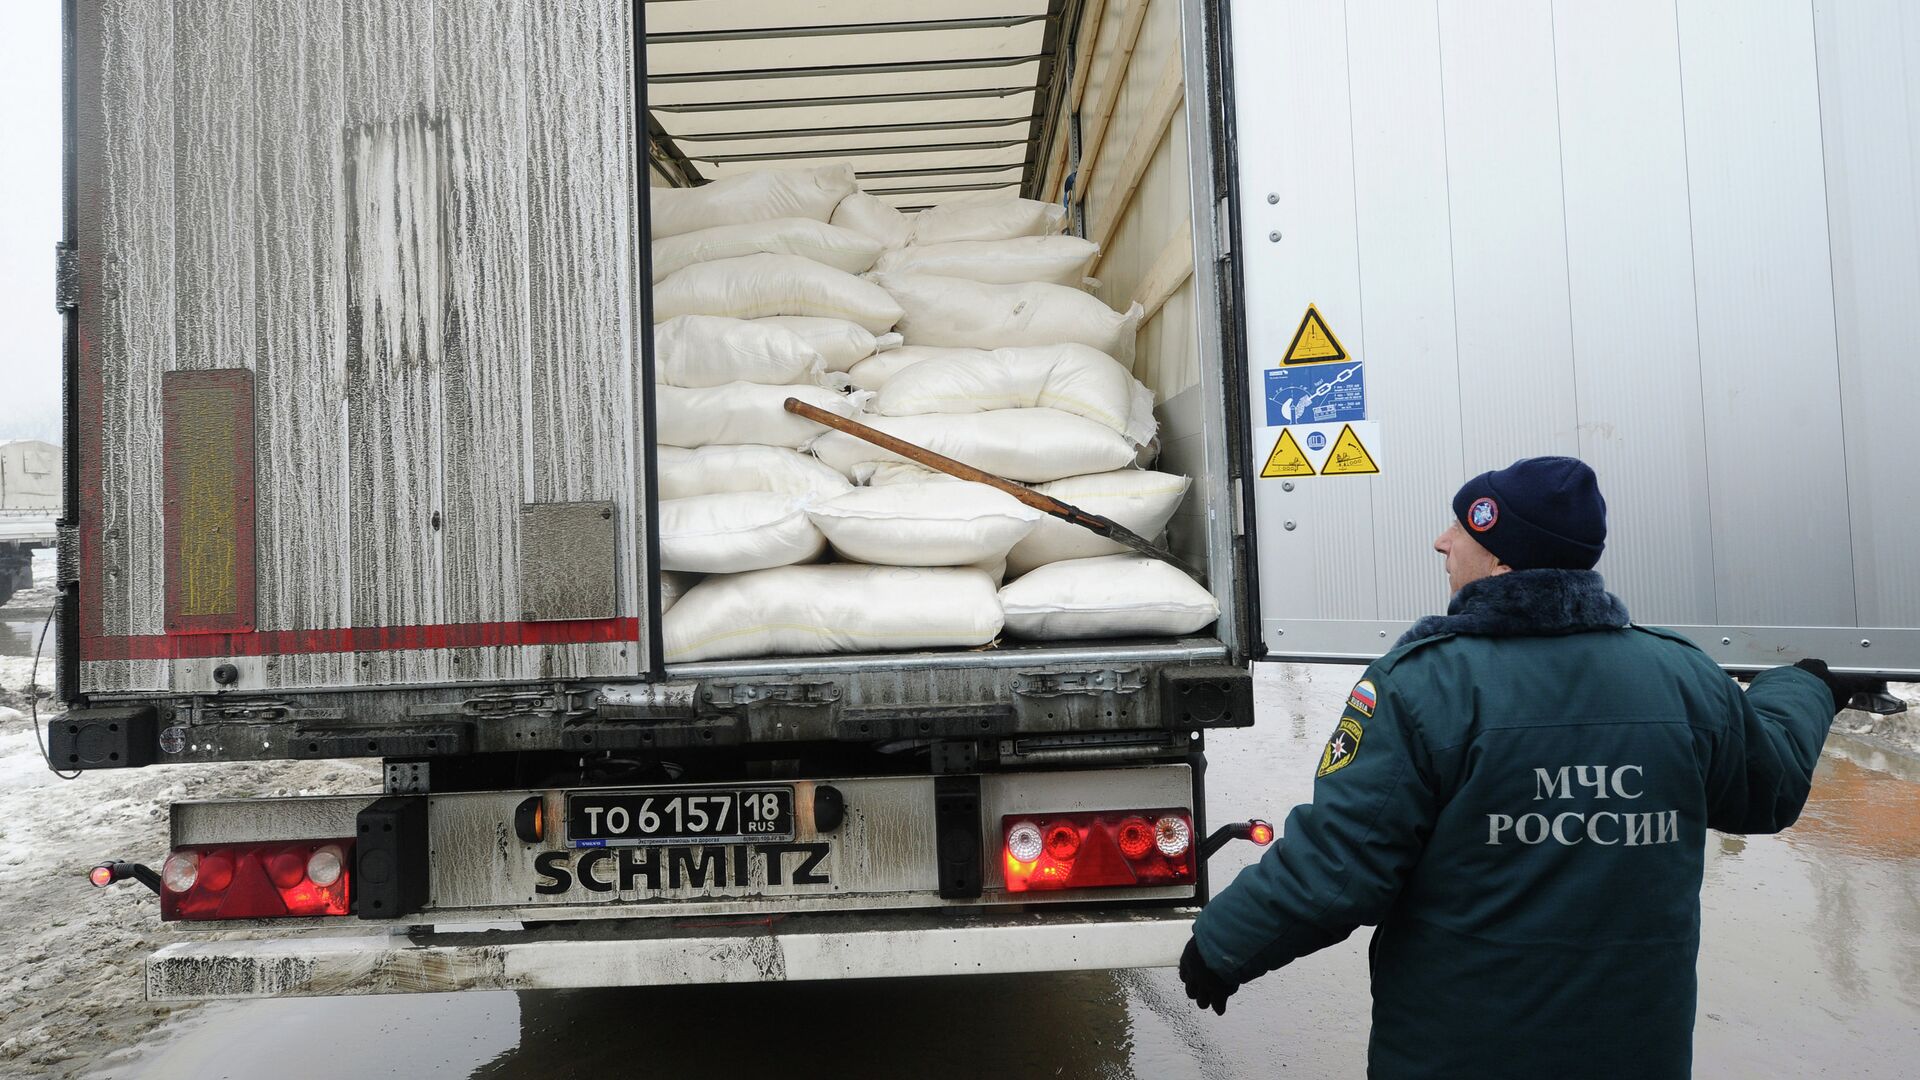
[1219,0,1920,675]
[69,1,654,695]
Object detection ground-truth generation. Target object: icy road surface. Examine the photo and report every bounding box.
[1,654,1915,1078]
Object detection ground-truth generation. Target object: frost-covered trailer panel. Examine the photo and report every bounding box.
[1229,0,1920,676]
[69,1,654,696]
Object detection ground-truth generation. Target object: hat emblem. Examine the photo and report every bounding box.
[1468,497,1498,532]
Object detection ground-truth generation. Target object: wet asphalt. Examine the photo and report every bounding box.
[84,665,1920,1078]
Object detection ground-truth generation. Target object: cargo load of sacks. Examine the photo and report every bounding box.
[649,164,1218,663]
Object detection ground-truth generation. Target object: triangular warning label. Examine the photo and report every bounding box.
[1283,304,1348,365]
[1320,423,1380,475]
[1260,429,1316,478]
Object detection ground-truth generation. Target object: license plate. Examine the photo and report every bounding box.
[566,787,795,848]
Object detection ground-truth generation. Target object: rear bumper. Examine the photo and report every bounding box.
[145,907,1196,1001]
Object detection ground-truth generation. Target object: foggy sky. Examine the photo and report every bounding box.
[0,3,61,443]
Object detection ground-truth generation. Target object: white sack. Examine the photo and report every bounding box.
[853,461,960,485]
[846,345,982,391]
[910,196,1067,245]
[658,493,826,575]
[831,191,914,249]
[807,482,1042,566]
[998,554,1219,640]
[655,383,855,449]
[756,316,903,372]
[656,444,852,501]
[652,218,882,282]
[654,316,827,388]
[874,236,1099,288]
[663,564,1004,662]
[812,408,1139,484]
[1006,470,1191,576]
[655,254,904,335]
[872,343,1157,446]
[659,571,701,614]
[873,273,1144,369]
[650,164,857,239]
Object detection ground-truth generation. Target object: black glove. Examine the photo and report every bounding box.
[1793,658,1882,714]
[1179,936,1238,1015]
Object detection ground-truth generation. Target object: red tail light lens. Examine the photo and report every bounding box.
[159,840,355,921]
[1003,809,1196,893]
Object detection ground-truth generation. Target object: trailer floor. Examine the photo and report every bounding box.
[3,660,1916,1079]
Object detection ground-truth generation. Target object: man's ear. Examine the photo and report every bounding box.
[1489,562,1514,577]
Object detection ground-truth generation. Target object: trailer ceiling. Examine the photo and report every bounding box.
[643,0,1072,208]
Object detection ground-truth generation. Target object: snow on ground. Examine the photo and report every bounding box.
[0,699,377,1078]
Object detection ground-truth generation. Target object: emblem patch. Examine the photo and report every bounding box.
[1468,497,1498,532]
[1317,717,1365,778]
[1347,679,1377,717]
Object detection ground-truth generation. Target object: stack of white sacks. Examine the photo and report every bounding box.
[651,164,1219,663]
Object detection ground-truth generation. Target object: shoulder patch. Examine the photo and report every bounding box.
[1346,679,1377,717]
[1316,717,1365,778]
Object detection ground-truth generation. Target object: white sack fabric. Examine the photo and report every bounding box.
[811,408,1139,484]
[657,493,826,574]
[651,218,882,282]
[874,236,1099,288]
[654,316,825,388]
[655,254,904,335]
[659,571,701,614]
[872,343,1157,446]
[874,273,1144,369]
[853,461,961,486]
[756,316,902,372]
[998,555,1219,639]
[663,564,1004,662]
[650,164,857,239]
[909,196,1067,245]
[1006,470,1191,576]
[655,383,856,449]
[846,345,982,391]
[656,444,852,501]
[806,482,1042,566]
[830,190,914,250]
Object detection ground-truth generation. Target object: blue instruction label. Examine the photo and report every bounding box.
[1265,361,1365,427]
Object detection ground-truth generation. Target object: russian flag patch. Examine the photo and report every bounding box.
[1347,679,1377,717]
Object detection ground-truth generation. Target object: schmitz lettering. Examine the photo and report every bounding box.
[1486,763,1680,847]
[533,842,831,896]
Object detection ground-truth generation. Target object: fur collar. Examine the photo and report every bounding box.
[1395,569,1630,649]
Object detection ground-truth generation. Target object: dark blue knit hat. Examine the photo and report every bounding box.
[1452,456,1606,571]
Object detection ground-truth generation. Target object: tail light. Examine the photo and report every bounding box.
[1002,809,1195,893]
[159,840,354,921]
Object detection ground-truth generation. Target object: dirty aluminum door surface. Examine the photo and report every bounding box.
[1228,0,1920,675]
[71,1,652,694]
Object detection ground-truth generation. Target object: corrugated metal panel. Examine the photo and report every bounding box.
[1812,0,1920,628]
[78,0,651,693]
[1552,0,1718,626]
[1675,0,1854,628]
[1238,0,1920,672]
[1343,0,1462,621]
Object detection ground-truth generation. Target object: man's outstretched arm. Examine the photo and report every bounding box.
[1191,668,1439,988]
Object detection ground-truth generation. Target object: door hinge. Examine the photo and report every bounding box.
[1011,668,1145,697]
[54,245,79,310]
[1216,196,1233,260]
[705,679,842,708]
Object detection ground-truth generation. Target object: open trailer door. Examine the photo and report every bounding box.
[1220,0,1920,676]
[67,1,656,697]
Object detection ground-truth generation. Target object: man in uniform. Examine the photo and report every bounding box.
[1180,456,1865,1078]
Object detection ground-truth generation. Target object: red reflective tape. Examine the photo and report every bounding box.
[80,618,640,662]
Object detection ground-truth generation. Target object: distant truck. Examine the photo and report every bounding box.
[0,439,59,608]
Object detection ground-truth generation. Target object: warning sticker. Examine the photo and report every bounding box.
[1320,423,1380,475]
[1260,429,1315,478]
[1265,360,1364,426]
[1282,304,1348,365]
